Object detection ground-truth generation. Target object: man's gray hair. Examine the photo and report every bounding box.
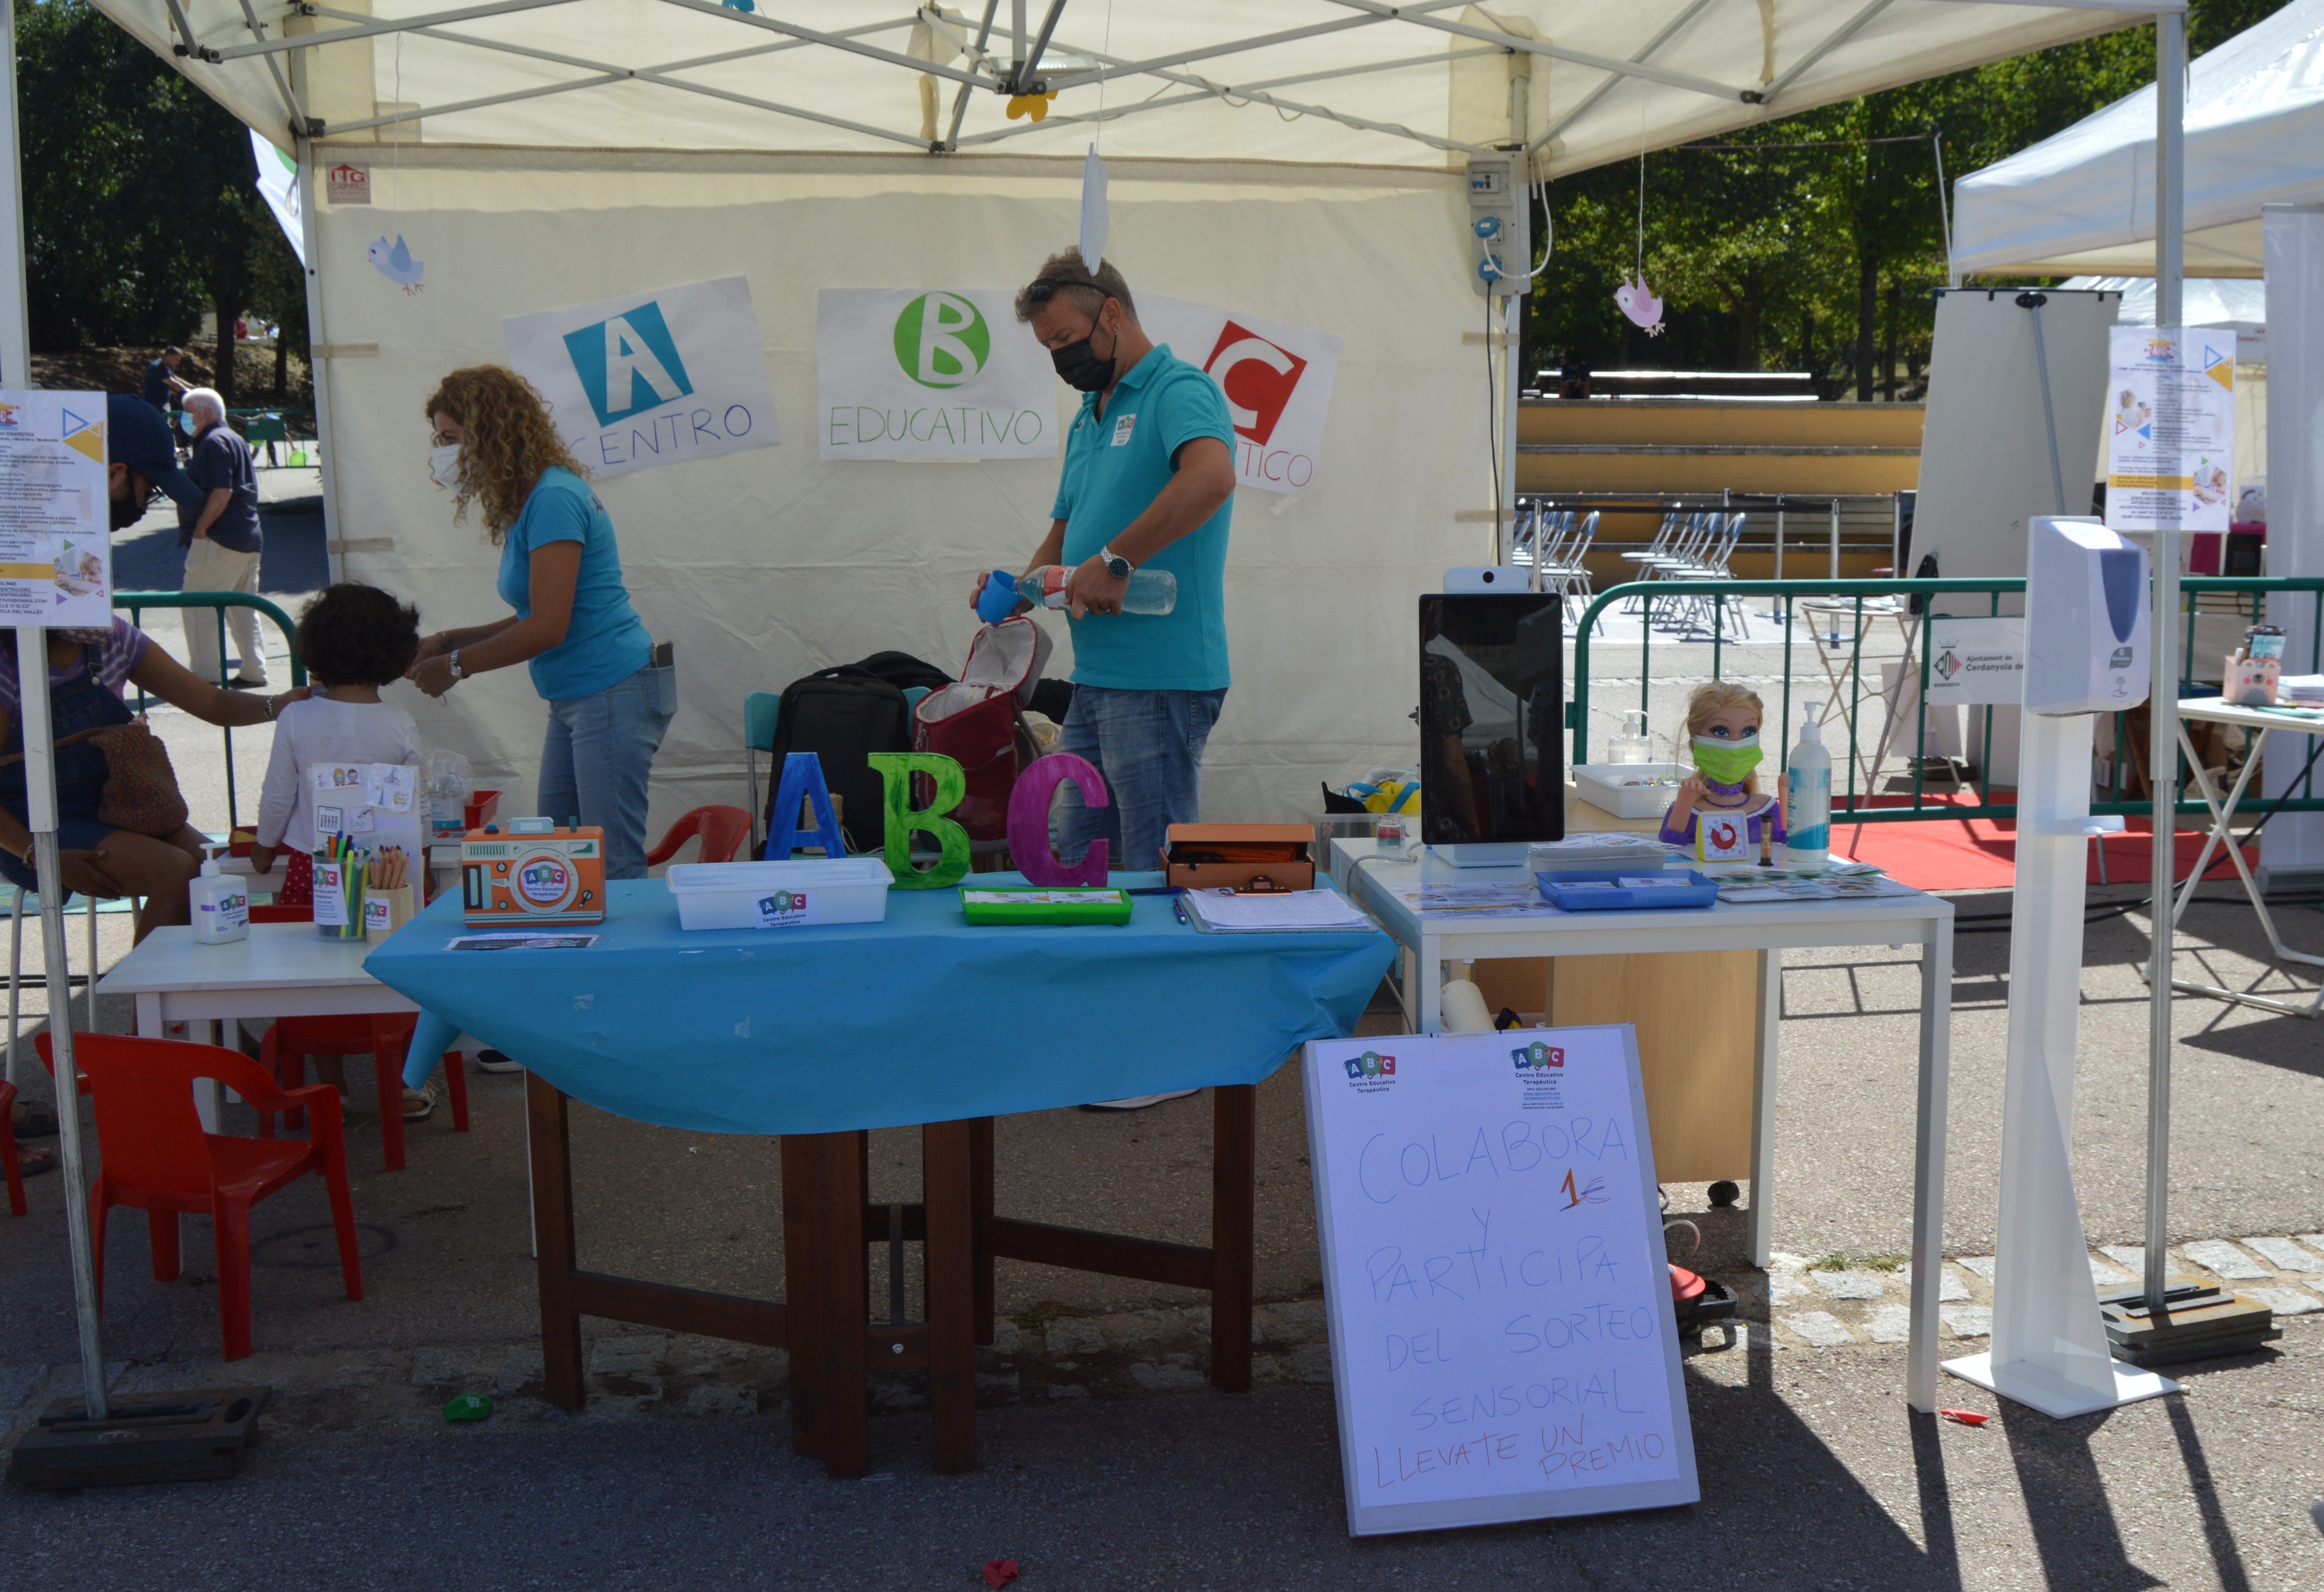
[182,386,226,426]
[1015,248,1136,324]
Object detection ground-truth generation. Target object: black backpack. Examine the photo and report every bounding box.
[842,650,953,695]
[765,667,914,857]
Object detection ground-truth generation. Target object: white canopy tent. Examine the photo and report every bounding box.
[1953,0,2324,278]
[54,0,2181,837]
[0,0,2216,1424]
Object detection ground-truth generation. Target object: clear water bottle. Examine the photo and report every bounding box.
[1609,709,1652,765]
[1015,564,1178,616]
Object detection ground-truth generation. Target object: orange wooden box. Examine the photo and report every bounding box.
[460,825,606,925]
[1161,824,1316,892]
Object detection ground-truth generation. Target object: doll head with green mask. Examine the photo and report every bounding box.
[1685,680,1766,791]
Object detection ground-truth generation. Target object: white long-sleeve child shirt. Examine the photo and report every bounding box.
[255,696,423,854]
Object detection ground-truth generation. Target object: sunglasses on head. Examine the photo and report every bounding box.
[1025,274,1103,306]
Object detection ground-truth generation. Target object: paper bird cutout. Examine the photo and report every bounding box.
[367,234,425,293]
[1614,275,1665,337]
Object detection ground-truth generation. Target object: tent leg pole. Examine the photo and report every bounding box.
[2144,5,2186,1318]
[293,132,347,586]
[15,629,106,1420]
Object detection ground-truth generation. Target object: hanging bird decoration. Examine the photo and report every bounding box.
[1614,275,1665,337]
[367,235,425,293]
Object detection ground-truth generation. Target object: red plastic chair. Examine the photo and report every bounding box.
[0,1079,25,1216]
[38,1031,361,1361]
[647,805,753,866]
[248,904,468,1169]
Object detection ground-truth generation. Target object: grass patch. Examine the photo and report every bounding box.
[1811,1254,1907,1272]
[1010,1300,1097,1335]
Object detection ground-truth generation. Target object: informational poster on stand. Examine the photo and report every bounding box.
[815,289,1060,461]
[1301,1025,1697,1536]
[0,390,111,625]
[1138,294,1341,496]
[2103,326,2234,534]
[503,277,780,480]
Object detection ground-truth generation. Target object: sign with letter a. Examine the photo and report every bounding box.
[503,277,780,480]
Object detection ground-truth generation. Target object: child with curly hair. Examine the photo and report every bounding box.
[252,583,424,901]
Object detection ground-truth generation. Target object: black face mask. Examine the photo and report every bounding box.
[1051,322,1116,393]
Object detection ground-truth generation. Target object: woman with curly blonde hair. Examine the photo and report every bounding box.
[408,365,674,877]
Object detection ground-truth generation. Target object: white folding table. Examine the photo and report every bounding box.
[2160,696,2324,1018]
[1330,838,1956,1410]
[95,923,423,1157]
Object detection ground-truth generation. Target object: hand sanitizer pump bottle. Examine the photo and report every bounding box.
[1784,704,1832,871]
[189,845,249,944]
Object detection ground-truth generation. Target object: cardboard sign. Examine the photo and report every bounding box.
[1302,1026,1697,1535]
[815,289,1059,461]
[1136,294,1342,496]
[503,276,781,479]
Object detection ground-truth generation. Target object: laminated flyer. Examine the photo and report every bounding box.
[2103,327,2234,534]
[0,390,111,625]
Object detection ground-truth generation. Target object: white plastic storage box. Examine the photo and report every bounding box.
[665,858,893,930]
[1572,762,1686,820]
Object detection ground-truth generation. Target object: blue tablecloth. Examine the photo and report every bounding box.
[367,875,1395,1136]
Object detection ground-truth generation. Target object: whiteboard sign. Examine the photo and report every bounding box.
[1925,615,2026,705]
[1302,1026,1697,1535]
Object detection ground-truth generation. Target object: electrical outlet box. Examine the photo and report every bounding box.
[1465,154,1528,297]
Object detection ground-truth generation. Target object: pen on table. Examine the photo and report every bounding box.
[1174,896,1188,926]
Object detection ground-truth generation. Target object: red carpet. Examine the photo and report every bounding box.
[1835,803,2252,893]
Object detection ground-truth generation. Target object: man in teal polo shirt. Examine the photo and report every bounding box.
[977,249,1237,895]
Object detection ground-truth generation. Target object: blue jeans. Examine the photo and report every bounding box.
[1055,686,1227,875]
[536,664,676,880]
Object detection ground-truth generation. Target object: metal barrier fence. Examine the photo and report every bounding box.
[113,591,307,829]
[1568,576,2324,824]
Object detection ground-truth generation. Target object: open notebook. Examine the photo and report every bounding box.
[1181,889,1375,934]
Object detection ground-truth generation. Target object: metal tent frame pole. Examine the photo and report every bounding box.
[0,0,107,1421]
[2144,5,2186,1316]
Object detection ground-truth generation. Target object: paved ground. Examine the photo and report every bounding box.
[5,1332,2322,1590]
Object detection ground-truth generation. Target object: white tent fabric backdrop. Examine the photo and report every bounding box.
[306,149,1484,830]
[1953,0,2324,278]
[86,0,2177,830]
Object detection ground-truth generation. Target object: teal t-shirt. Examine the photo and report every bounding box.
[496,466,652,702]
[1049,344,1236,692]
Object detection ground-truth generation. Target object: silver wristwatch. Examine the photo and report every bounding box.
[1099,545,1133,581]
[447,649,466,682]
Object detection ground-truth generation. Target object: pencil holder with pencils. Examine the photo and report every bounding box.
[312,840,366,939]
[363,844,417,940]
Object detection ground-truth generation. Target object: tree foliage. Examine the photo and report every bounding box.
[1529,0,2292,395]
[19,0,302,406]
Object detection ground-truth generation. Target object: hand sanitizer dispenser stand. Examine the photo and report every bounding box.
[1945,518,2177,1416]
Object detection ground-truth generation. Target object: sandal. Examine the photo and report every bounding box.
[402,1082,438,1123]
[17,1143,55,1176]
[12,1101,58,1139]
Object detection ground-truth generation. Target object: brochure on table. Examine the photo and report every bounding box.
[1302,1025,1698,1535]
[310,762,426,859]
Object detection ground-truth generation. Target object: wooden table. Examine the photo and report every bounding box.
[94,923,459,1168]
[523,1078,1259,1478]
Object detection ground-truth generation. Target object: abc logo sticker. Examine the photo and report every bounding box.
[894,292,989,389]
[1511,1041,1565,1072]
[1343,1050,1396,1082]
[518,858,571,905]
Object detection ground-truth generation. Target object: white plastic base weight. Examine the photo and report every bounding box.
[1943,1351,2178,1419]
